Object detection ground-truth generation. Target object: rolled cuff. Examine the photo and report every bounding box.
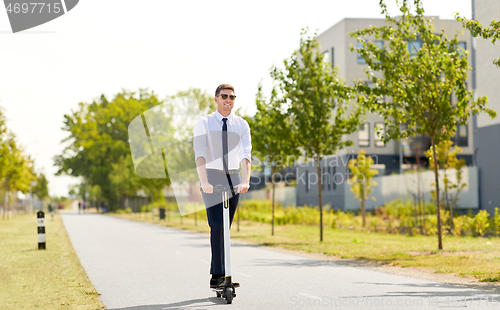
[240,154,251,164]
[195,151,207,162]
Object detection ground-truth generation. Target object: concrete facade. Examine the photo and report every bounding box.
[472,0,500,215]
[317,17,474,161]
[294,17,477,209]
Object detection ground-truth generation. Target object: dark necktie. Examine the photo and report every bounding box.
[222,118,228,173]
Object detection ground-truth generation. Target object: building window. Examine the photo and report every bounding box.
[407,41,421,58]
[331,166,336,191]
[458,42,467,50]
[454,124,468,147]
[305,170,309,192]
[327,167,331,191]
[365,81,375,89]
[358,122,370,147]
[374,122,385,147]
[375,40,383,49]
[357,41,366,64]
[331,47,335,67]
[321,167,325,190]
[457,41,467,58]
[323,50,329,65]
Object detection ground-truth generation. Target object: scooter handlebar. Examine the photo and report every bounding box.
[200,185,232,192]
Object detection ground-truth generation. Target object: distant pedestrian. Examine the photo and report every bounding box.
[78,201,81,214]
[82,201,86,213]
[48,203,54,220]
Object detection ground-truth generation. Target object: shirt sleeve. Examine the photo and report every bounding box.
[239,119,252,164]
[193,118,207,161]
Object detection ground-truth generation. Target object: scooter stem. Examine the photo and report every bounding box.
[223,189,232,279]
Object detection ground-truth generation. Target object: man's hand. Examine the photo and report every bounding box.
[236,182,250,194]
[201,182,213,194]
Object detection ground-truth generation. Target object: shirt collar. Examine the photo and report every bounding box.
[214,110,233,122]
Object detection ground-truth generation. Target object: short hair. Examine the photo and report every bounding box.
[215,84,235,97]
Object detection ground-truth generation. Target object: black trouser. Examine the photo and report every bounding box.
[201,169,241,276]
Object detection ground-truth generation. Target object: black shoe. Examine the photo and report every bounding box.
[215,277,226,289]
[215,277,240,289]
[210,277,220,289]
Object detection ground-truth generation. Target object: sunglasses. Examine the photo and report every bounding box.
[217,94,236,100]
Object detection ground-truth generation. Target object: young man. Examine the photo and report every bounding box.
[193,84,251,289]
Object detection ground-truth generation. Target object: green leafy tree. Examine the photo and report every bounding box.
[247,83,300,236]
[55,89,164,209]
[110,154,142,201]
[455,14,500,67]
[272,29,363,241]
[350,0,496,250]
[348,150,378,227]
[33,173,49,201]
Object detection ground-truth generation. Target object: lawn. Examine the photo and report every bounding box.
[115,211,500,283]
[0,213,105,310]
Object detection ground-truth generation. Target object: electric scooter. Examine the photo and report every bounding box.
[204,185,237,304]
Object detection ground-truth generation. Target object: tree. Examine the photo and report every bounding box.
[272,29,363,241]
[455,14,500,67]
[425,139,466,229]
[348,150,378,227]
[350,0,496,249]
[33,172,49,201]
[247,83,299,236]
[55,89,164,209]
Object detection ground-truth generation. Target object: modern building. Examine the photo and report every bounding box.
[471,0,500,215]
[296,16,476,209]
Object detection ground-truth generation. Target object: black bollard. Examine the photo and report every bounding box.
[37,211,45,250]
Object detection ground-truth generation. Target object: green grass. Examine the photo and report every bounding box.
[115,212,500,283]
[0,214,105,309]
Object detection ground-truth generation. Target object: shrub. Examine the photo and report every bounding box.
[440,210,450,235]
[452,216,465,236]
[115,207,132,214]
[474,210,490,237]
[462,215,476,236]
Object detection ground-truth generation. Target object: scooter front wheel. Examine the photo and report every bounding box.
[226,287,233,304]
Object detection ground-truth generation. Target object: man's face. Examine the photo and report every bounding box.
[215,89,235,115]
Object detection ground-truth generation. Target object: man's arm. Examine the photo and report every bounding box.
[196,157,213,194]
[237,158,251,194]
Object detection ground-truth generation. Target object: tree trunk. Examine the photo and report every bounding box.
[271,168,276,236]
[361,195,366,227]
[431,139,443,250]
[449,191,455,230]
[316,157,323,242]
[421,192,426,235]
[413,193,418,230]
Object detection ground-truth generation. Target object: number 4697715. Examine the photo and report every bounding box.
[6,2,62,14]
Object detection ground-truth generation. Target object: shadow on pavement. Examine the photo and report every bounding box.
[341,282,500,299]
[108,297,227,310]
[249,258,341,268]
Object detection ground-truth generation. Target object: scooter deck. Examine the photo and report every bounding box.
[211,284,239,291]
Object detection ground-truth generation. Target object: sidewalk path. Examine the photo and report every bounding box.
[61,212,499,309]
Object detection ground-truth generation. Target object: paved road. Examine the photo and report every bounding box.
[61,211,499,310]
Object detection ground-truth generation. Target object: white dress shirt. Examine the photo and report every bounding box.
[193,110,252,171]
